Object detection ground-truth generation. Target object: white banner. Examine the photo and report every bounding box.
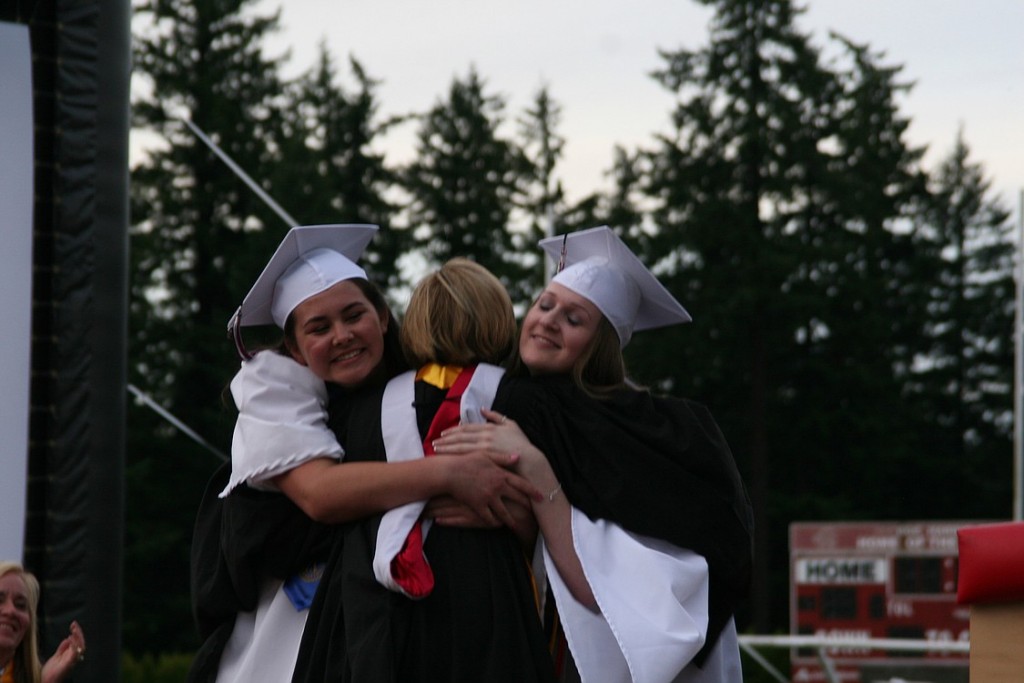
[0,22,35,562]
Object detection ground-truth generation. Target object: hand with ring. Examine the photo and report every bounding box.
[41,620,86,683]
[434,409,540,469]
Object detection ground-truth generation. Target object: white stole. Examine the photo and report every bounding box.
[372,364,505,596]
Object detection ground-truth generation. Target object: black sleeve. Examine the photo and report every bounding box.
[188,464,334,682]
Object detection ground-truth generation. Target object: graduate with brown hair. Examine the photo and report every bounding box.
[189,228,537,683]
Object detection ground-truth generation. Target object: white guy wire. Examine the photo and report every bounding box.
[1016,188,1023,521]
[127,383,228,462]
[181,117,299,229]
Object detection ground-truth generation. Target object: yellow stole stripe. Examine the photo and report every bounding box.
[415,363,464,390]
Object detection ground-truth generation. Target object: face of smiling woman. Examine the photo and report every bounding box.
[0,572,31,663]
[287,279,389,389]
[519,282,603,376]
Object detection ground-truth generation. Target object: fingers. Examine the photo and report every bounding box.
[433,514,471,527]
[67,620,85,663]
[432,436,519,467]
[433,510,489,527]
[483,471,537,508]
[481,408,513,425]
[436,512,502,528]
[423,500,451,518]
[433,428,490,452]
[462,502,498,527]
[482,451,519,468]
[489,499,518,529]
[431,437,466,454]
[70,620,85,647]
[425,497,503,529]
[437,411,514,440]
[506,472,544,502]
[424,497,468,519]
[439,423,490,438]
[501,487,533,509]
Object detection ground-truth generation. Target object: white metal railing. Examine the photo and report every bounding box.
[737,635,969,683]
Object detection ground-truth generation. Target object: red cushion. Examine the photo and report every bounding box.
[956,521,1024,604]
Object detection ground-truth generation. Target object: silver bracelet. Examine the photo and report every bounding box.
[547,482,563,502]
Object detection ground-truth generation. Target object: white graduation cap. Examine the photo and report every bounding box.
[539,226,691,347]
[227,224,378,357]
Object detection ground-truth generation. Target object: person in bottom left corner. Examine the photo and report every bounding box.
[0,562,86,683]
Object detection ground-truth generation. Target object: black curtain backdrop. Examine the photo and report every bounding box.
[1,1,130,681]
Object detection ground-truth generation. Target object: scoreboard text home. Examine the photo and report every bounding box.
[789,521,971,683]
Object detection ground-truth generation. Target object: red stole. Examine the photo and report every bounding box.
[389,365,476,597]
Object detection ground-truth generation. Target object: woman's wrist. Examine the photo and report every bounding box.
[514,443,546,474]
[517,453,559,500]
[543,482,563,502]
[431,455,460,496]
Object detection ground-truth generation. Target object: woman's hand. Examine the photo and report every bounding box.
[440,410,596,609]
[424,495,497,528]
[438,452,541,529]
[433,409,545,473]
[41,620,85,683]
[426,495,539,549]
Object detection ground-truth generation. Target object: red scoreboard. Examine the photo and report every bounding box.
[790,521,973,682]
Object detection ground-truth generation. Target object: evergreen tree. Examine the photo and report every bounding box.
[602,147,648,236]
[282,47,406,287]
[793,35,936,522]
[129,0,291,653]
[517,86,566,285]
[514,87,646,294]
[639,0,931,630]
[908,130,1016,516]
[402,68,535,304]
[550,147,649,254]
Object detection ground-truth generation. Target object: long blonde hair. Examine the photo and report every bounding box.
[0,562,42,683]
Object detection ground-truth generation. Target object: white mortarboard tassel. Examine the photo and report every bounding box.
[540,226,691,347]
[227,224,378,358]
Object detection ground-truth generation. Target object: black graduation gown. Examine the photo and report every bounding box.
[187,463,333,683]
[492,374,755,665]
[291,378,556,683]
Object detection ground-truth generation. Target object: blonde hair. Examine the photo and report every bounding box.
[402,258,516,368]
[0,562,42,683]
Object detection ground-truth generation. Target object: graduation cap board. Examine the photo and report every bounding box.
[539,226,691,347]
[227,224,378,358]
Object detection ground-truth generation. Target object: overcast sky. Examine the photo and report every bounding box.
[254,0,1023,216]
